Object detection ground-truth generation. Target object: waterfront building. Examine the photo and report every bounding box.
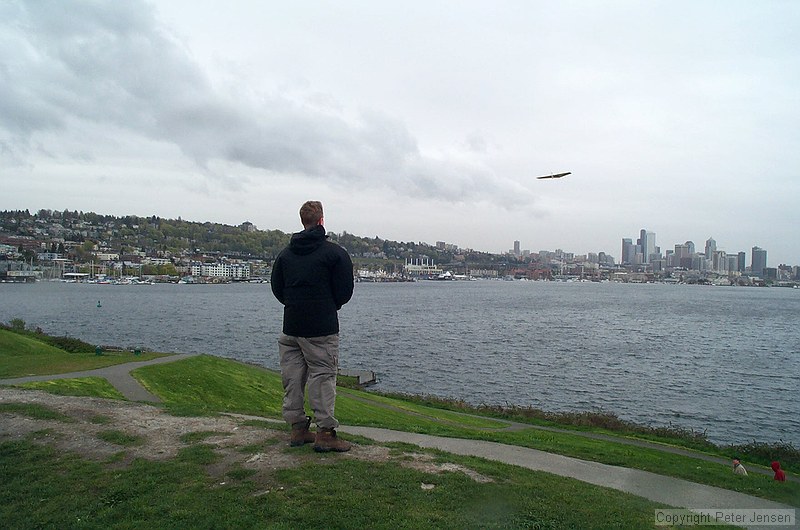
[190,261,251,280]
[469,268,498,278]
[737,252,746,273]
[751,246,767,277]
[404,258,443,277]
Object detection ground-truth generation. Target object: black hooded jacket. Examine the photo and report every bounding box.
[270,225,354,337]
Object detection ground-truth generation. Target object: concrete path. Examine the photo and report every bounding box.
[338,426,796,529]
[0,353,199,402]
[341,391,799,484]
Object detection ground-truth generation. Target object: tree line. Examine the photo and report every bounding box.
[1,210,502,268]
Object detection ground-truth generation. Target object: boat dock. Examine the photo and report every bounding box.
[338,368,377,386]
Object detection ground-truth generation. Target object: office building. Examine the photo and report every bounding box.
[712,250,727,273]
[751,246,767,277]
[638,229,656,264]
[621,238,634,265]
[705,237,716,260]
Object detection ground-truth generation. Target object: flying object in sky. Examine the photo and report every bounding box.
[536,172,571,180]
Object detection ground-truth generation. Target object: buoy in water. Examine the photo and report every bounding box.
[97,301,102,308]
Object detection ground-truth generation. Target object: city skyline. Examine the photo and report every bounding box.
[621,229,772,274]
[512,229,778,270]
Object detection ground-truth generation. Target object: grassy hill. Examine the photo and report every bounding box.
[1,329,797,528]
[0,328,164,378]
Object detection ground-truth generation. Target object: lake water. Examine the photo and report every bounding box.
[1,280,798,446]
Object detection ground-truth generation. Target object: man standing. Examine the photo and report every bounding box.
[270,201,354,452]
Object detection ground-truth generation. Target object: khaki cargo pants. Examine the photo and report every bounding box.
[278,333,340,429]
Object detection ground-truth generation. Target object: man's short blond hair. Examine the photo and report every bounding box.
[299,201,324,229]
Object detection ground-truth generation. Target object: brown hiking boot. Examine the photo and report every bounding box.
[290,416,316,447]
[313,428,351,452]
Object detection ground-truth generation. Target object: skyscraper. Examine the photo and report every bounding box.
[705,237,716,260]
[712,250,728,273]
[513,240,520,257]
[638,229,656,263]
[751,246,767,277]
[621,238,634,265]
[673,243,689,268]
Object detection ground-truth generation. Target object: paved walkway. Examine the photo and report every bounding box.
[338,426,795,525]
[341,391,798,483]
[0,353,200,402]
[2,356,796,528]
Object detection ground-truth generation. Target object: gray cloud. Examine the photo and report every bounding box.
[1,0,533,206]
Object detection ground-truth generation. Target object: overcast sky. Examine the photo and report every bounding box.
[2,1,799,265]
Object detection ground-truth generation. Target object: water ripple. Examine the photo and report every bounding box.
[2,280,798,445]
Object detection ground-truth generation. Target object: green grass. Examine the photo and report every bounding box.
[5,343,796,528]
[382,392,800,477]
[1,439,701,530]
[89,414,113,425]
[131,356,800,507]
[0,402,73,422]
[337,387,509,429]
[176,444,219,465]
[133,356,505,434]
[18,377,127,399]
[133,355,284,417]
[479,428,799,507]
[0,329,166,378]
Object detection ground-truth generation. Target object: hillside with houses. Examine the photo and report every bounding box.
[0,209,504,283]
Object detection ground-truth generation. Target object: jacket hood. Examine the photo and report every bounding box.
[289,224,327,256]
[771,461,782,472]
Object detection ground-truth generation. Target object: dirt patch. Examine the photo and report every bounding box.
[0,387,490,485]
[400,451,494,483]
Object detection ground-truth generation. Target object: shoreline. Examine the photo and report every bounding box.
[2,343,796,476]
